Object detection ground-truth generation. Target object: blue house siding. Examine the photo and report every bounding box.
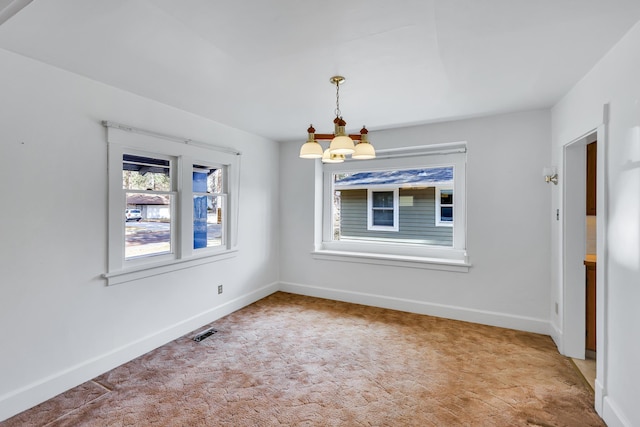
[338,187,453,246]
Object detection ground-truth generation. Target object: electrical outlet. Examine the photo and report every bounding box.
[218,285,223,294]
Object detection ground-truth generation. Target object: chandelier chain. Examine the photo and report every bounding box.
[334,80,341,118]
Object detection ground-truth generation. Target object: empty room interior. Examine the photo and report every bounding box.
[1,1,639,426]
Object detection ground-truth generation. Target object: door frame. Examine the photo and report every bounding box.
[561,114,608,414]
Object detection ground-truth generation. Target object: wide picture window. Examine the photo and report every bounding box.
[105,122,240,285]
[317,143,468,271]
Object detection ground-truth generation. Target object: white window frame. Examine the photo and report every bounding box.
[435,187,453,227]
[104,122,241,285]
[314,142,469,272]
[367,188,399,231]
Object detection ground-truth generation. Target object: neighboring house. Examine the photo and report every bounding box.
[333,167,453,246]
[126,193,170,220]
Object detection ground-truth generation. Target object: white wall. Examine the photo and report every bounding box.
[280,110,552,333]
[551,20,640,427]
[0,49,280,421]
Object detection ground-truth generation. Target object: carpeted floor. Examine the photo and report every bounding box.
[2,292,604,426]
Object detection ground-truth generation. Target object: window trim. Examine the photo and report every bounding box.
[367,188,399,231]
[316,142,469,271]
[311,249,470,272]
[104,122,241,285]
[435,187,454,227]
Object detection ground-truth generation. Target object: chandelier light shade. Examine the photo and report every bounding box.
[299,125,323,159]
[329,117,355,155]
[322,148,345,163]
[299,76,375,162]
[352,127,376,160]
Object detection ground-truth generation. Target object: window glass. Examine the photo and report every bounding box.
[441,206,453,222]
[373,191,394,208]
[193,166,225,250]
[123,154,170,191]
[122,154,173,260]
[125,193,173,258]
[437,187,454,225]
[207,168,223,193]
[372,209,394,226]
[440,189,453,205]
[332,166,454,245]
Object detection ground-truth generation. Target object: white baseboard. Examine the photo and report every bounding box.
[595,378,604,415]
[602,394,632,427]
[549,321,563,353]
[279,281,550,335]
[0,282,279,422]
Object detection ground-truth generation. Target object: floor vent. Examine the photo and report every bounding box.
[193,328,218,342]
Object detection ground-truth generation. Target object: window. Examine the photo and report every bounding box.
[368,189,399,231]
[333,167,454,246]
[316,143,468,271]
[193,166,226,249]
[105,122,240,285]
[123,154,174,260]
[436,187,453,226]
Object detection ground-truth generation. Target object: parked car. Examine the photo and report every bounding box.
[125,209,142,221]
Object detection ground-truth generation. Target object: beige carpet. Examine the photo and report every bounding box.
[2,292,604,426]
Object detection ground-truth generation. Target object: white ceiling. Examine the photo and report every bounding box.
[1,0,640,142]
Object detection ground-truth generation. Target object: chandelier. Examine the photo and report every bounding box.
[299,76,376,163]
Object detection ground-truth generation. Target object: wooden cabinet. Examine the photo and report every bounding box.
[584,260,596,352]
[586,141,597,215]
[585,142,597,353]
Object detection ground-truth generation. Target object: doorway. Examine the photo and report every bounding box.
[563,133,594,359]
[562,122,608,409]
[585,140,597,359]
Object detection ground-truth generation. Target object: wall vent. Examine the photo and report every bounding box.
[193,328,218,342]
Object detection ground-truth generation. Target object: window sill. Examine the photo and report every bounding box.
[103,249,238,286]
[311,250,471,273]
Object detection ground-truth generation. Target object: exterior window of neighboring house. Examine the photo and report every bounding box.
[317,143,468,270]
[368,189,399,231]
[105,122,240,285]
[436,187,453,226]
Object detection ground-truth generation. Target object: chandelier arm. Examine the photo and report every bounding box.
[314,133,362,141]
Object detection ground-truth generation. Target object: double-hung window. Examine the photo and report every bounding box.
[105,122,240,285]
[368,189,399,231]
[316,142,468,271]
[193,165,226,250]
[436,187,453,227]
[123,153,175,260]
